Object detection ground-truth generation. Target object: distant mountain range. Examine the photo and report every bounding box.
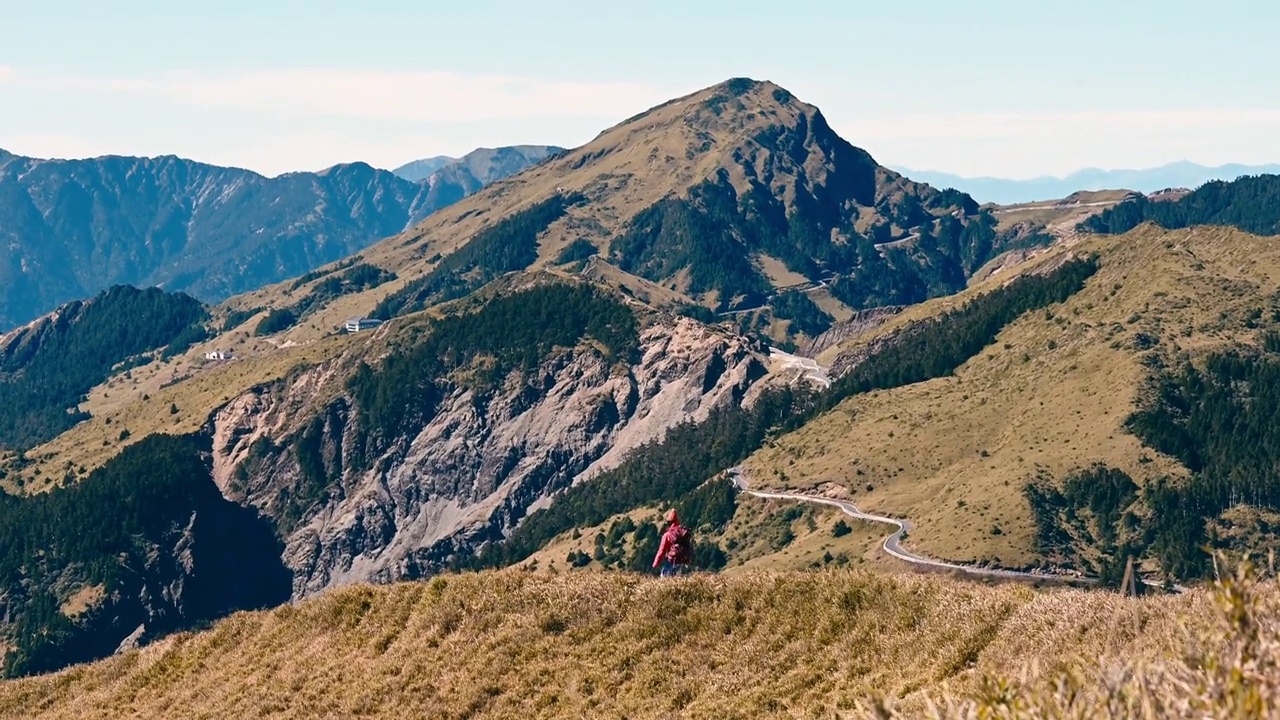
[896,161,1280,205]
[0,146,552,330]
[391,145,564,183]
[390,155,457,182]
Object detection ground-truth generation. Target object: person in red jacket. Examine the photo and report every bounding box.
[652,509,693,577]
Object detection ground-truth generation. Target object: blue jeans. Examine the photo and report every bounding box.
[659,560,688,577]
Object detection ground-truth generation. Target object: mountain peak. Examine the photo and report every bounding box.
[316,160,379,177]
[702,76,778,100]
[696,76,788,99]
[356,79,993,335]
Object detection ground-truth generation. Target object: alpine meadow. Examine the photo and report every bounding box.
[3,5,1280,715]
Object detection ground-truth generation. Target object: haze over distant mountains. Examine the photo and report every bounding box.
[389,155,456,182]
[391,145,564,183]
[897,161,1280,204]
[0,145,553,330]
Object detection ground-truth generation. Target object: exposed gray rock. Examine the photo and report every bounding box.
[114,624,147,655]
[209,317,771,599]
[801,305,905,360]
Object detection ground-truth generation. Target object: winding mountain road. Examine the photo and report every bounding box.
[718,277,833,317]
[872,233,920,251]
[728,467,1096,585]
[991,199,1118,215]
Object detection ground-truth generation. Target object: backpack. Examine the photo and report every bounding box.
[665,524,693,565]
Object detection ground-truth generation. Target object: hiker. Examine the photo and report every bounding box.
[652,509,693,576]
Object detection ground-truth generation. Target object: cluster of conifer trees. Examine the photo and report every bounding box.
[1027,333,1280,582]
[0,286,207,449]
[1081,174,1280,236]
[0,435,289,677]
[374,192,585,319]
[346,283,638,466]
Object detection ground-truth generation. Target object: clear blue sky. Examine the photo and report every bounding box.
[2,0,1277,178]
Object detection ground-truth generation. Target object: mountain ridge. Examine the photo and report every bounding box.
[392,145,565,183]
[898,160,1280,204]
[253,77,1036,353]
[389,155,456,182]
[0,147,551,330]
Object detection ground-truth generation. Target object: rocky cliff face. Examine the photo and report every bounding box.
[801,305,906,360]
[208,317,768,598]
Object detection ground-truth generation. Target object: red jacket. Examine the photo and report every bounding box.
[652,522,684,568]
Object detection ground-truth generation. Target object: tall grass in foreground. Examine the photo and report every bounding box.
[867,555,1280,719]
[0,561,1275,718]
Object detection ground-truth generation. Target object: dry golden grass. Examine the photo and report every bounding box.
[13,331,369,490]
[990,189,1134,232]
[881,556,1280,718]
[757,254,812,288]
[0,565,1231,720]
[753,224,1280,568]
[526,495,886,577]
[58,585,104,619]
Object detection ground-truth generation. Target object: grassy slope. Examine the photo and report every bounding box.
[209,79,833,350]
[752,224,1280,568]
[6,80,832,487]
[526,495,887,575]
[0,568,1211,719]
[11,329,368,491]
[989,189,1136,233]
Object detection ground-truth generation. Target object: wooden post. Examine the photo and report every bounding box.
[1120,555,1138,597]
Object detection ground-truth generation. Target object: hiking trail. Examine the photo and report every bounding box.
[728,466,1188,592]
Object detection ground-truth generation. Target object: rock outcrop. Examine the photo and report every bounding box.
[801,305,905,360]
[209,317,769,598]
